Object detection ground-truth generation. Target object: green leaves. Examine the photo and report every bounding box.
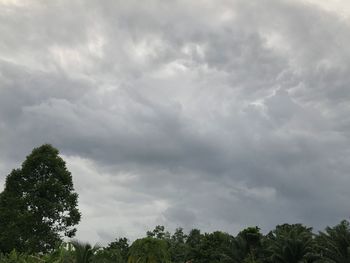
[71,241,99,263]
[265,224,318,263]
[316,220,350,263]
[107,237,129,262]
[0,144,81,254]
[0,221,350,262]
[128,237,170,263]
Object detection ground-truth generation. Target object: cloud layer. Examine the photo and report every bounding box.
[1,0,350,243]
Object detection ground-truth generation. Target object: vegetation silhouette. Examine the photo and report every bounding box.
[0,145,349,262]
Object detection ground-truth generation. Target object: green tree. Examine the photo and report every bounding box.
[0,250,29,263]
[44,242,74,263]
[107,237,129,262]
[146,226,171,240]
[266,224,317,263]
[185,229,203,262]
[93,248,124,263]
[128,237,170,263]
[316,220,350,263]
[168,228,188,263]
[230,235,249,263]
[71,241,99,263]
[198,231,234,263]
[0,144,81,253]
[232,227,263,263]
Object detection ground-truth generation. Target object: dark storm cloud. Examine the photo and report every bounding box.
[1,0,350,243]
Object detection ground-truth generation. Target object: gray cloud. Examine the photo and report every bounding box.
[1,0,350,244]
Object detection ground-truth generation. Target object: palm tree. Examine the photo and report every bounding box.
[230,227,263,263]
[71,240,99,263]
[267,224,318,263]
[44,242,74,263]
[316,220,350,263]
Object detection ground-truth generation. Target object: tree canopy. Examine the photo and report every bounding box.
[0,144,81,253]
[128,237,170,263]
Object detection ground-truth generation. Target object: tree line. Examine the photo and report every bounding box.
[1,221,350,262]
[0,145,349,262]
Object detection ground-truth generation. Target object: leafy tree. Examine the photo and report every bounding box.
[128,237,170,263]
[185,229,203,262]
[147,226,171,240]
[0,144,81,253]
[168,228,188,263]
[231,234,250,263]
[316,220,350,263]
[182,229,237,263]
[172,228,187,244]
[231,227,263,263]
[266,224,317,263]
[107,237,129,262]
[199,231,234,263]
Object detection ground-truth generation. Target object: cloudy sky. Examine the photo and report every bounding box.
[1,0,350,244]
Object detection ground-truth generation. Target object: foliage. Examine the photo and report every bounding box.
[128,237,170,263]
[0,250,34,263]
[185,228,202,262]
[168,228,188,263]
[0,221,349,262]
[232,226,263,263]
[197,231,234,263]
[44,242,74,263]
[1,145,350,263]
[71,241,99,263]
[107,237,129,262]
[0,144,81,254]
[147,225,171,240]
[93,248,124,263]
[316,220,350,263]
[265,224,318,263]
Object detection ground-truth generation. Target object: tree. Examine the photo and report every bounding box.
[44,242,75,263]
[0,144,81,253]
[198,231,234,263]
[128,237,170,263]
[168,228,188,263]
[71,241,99,263]
[266,224,318,263]
[93,248,124,263]
[316,220,350,263]
[185,229,203,262]
[107,237,130,262]
[0,250,33,263]
[232,227,263,263]
[146,226,171,240]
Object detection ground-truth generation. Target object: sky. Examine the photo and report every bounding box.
[1,0,350,244]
